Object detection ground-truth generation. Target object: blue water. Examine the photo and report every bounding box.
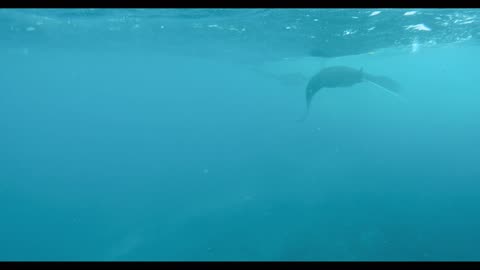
[1,8,480,261]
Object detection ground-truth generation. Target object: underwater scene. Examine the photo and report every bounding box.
[1,8,480,261]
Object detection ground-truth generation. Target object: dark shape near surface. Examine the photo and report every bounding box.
[309,46,375,58]
[308,37,387,58]
[297,66,402,122]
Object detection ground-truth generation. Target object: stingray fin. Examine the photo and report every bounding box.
[366,79,407,102]
[363,73,402,94]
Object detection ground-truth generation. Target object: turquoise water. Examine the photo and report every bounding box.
[1,8,480,261]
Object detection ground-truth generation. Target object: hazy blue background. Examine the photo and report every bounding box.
[1,8,480,261]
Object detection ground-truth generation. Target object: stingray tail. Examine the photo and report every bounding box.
[296,107,310,122]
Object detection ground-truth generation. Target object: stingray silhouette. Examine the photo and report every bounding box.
[298,66,403,122]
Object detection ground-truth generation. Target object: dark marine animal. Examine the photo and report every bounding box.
[298,66,403,122]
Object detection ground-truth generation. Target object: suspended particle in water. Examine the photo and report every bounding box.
[411,37,420,53]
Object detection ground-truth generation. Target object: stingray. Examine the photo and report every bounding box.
[297,66,404,122]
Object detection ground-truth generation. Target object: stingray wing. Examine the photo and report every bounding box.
[364,73,402,93]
